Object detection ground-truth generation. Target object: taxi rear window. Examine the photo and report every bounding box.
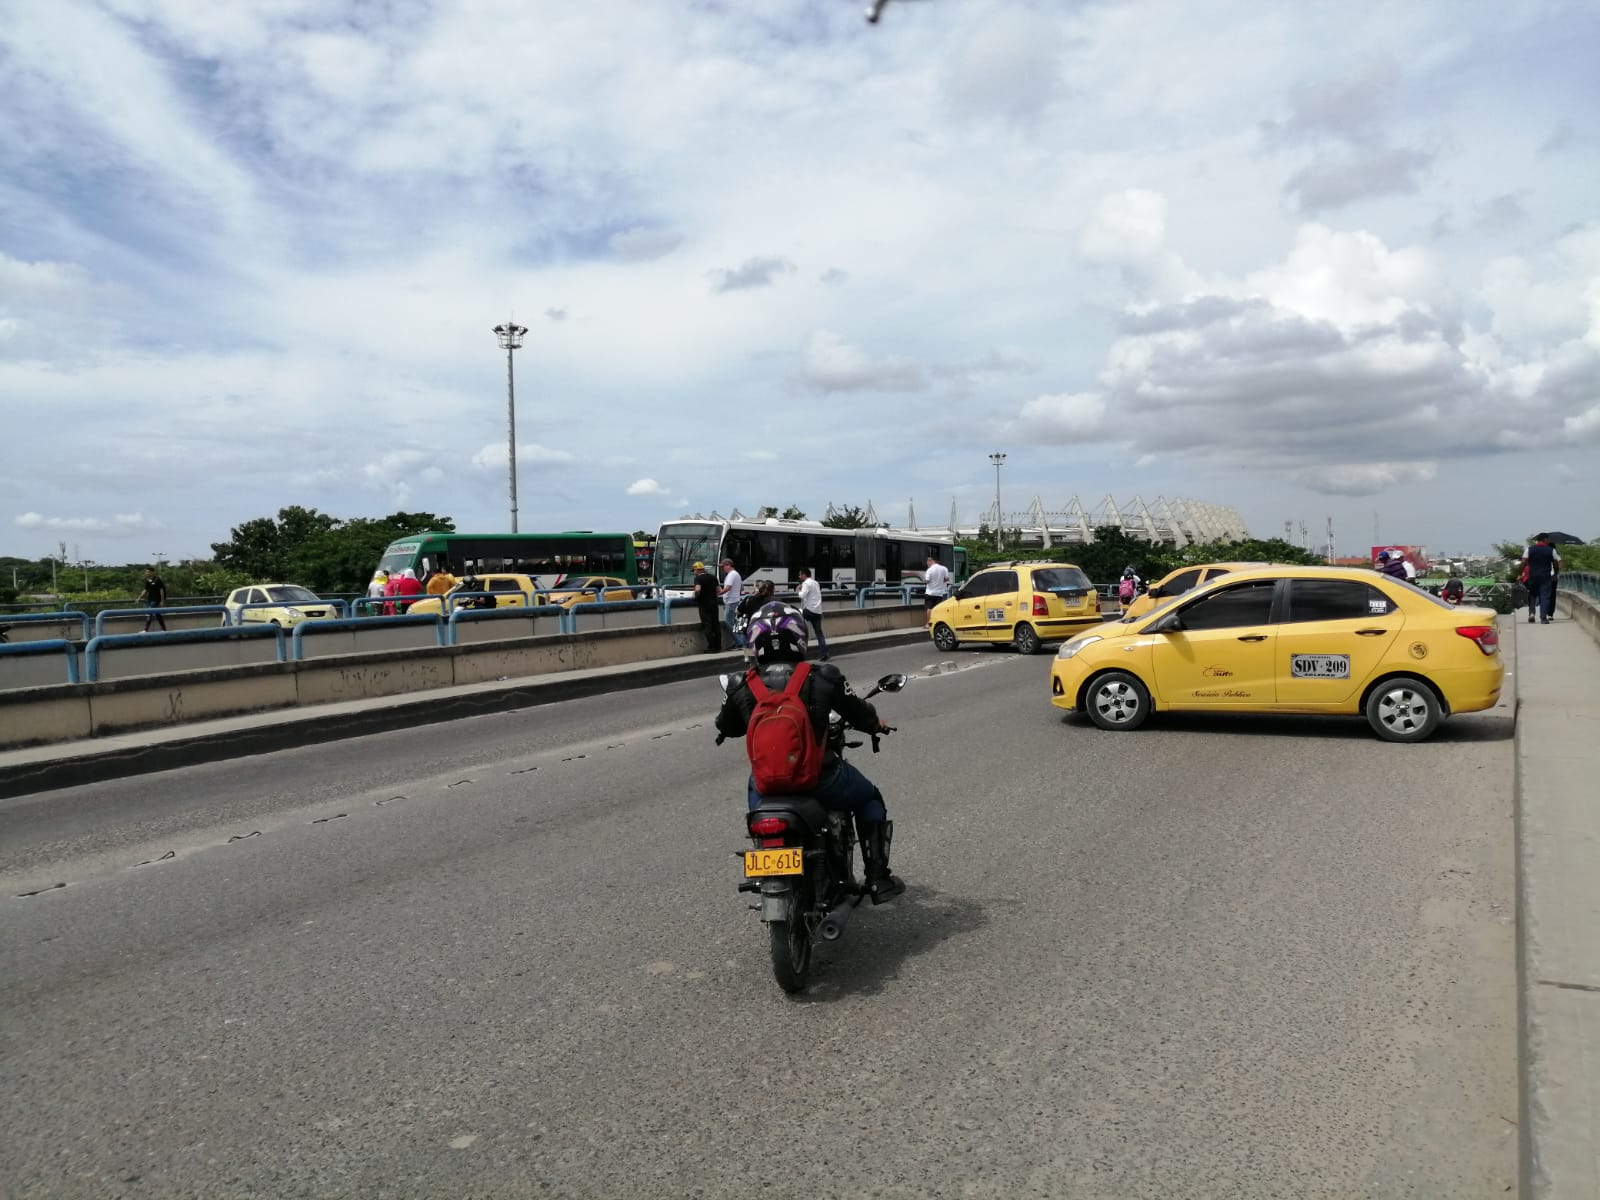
[1031,567,1092,592]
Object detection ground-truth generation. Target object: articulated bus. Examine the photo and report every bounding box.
[653,516,958,592]
[374,531,641,591]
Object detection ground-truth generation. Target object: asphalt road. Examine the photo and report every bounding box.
[0,643,1517,1199]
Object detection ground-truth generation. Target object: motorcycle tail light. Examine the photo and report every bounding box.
[1031,595,1049,616]
[759,836,786,848]
[749,815,788,836]
[1455,625,1499,654]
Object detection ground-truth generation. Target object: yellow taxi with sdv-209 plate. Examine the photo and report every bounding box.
[1049,565,1503,743]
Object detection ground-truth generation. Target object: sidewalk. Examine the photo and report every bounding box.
[0,626,929,800]
[1516,594,1600,1198]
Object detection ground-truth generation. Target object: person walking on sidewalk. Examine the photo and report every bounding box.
[1520,533,1561,624]
[797,566,829,660]
[140,566,168,632]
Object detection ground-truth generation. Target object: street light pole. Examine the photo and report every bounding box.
[493,321,529,533]
[988,451,1006,551]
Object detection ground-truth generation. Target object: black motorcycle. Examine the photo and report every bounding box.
[723,671,909,994]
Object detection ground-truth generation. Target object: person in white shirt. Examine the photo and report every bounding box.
[796,567,830,660]
[718,558,745,647]
[922,555,952,624]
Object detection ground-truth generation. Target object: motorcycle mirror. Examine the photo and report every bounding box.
[876,673,909,692]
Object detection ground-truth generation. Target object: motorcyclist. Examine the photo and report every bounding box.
[715,602,906,903]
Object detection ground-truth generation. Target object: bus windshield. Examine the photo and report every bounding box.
[654,522,723,589]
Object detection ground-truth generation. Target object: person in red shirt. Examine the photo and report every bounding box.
[394,568,424,613]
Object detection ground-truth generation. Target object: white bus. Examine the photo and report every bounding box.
[653,516,958,592]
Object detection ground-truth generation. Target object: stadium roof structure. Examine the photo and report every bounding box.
[942,494,1250,549]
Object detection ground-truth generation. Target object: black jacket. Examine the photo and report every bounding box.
[716,661,881,759]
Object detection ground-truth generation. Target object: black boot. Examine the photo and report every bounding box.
[856,817,905,904]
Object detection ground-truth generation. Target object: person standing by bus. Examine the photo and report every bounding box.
[718,558,744,647]
[692,560,721,653]
[797,567,829,660]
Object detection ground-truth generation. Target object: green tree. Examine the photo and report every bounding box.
[781,504,807,520]
[210,508,453,593]
[822,504,869,529]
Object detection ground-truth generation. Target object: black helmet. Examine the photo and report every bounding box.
[746,602,808,663]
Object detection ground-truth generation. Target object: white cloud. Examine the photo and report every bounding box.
[801,330,926,393]
[1291,461,1438,497]
[626,478,670,496]
[469,443,577,471]
[14,511,161,534]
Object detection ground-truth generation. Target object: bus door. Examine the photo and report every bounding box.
[853,532,881,587]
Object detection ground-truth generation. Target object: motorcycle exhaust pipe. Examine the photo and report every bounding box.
[818,897,862,941]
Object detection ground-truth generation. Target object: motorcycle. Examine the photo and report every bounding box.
[721,671,909,995]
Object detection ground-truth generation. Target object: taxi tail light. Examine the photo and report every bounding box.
[1455,625,1499,654]
[748,815,789,836]
[1031,595,1049,616]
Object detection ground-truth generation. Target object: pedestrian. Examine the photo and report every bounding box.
[1376,550,1407,580]
[367,571,388,601]
[718,557,744,647]
[1117,565,1143,606]
[922,554,952,624]
[140,565,168,632]
[692,560,722,653]
[1520,533,1561,624]
[382,571,401,616]
[425,564,458,597]
[797,566,830,660]
[394,567,424,613]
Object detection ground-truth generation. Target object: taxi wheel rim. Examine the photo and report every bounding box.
[1377,685,1430,733]
[1092,680,1140,724]
[932,623,958,651]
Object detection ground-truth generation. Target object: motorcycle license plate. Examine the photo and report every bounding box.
[744,848,804,877]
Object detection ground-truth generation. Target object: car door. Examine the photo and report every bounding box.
[946,573,999,639]
[975,570,1020,641]
[488,577,529,608]
[598,577,632,603]
[1274,578,1403,709]
[1148,579,1279,709]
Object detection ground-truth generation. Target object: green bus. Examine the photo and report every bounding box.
[374,531,641,591]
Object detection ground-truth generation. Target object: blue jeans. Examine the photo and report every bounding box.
[746,757,887,823]
[1528,576,1556,620]
[725,607,744,647]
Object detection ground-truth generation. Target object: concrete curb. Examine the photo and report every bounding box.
[1515,588,1600,1199]
[0,628,933,800]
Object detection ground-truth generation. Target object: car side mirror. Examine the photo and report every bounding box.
[1146,611,1183,633]
[1146,585,1164,598]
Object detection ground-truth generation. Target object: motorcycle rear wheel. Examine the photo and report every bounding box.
[768,886,813,994]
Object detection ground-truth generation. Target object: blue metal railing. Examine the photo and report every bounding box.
[0,638,81,683]
[84,625,284,681]
[288,613,445,659]
[0,610,91,640]
[92,606,230,637]
[1565,571,1599,600]
[445,604,566,644]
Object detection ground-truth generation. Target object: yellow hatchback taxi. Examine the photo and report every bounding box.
[930,561,1102,655]
[1119,561,1266,620]
[405,573,540,615]
[1049,565,1503,742]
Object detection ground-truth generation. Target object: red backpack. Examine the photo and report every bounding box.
[745,663,825,794]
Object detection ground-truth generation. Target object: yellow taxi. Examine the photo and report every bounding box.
[1119,561,1266,620]
[929,561,1103,655]
[1049,565,1503,742]
[222,584,338,627]
[546,575,637,607]
[405,573,541,615]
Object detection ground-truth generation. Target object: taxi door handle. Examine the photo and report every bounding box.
[1355,628,1387,636]
[1236,634,1267,642]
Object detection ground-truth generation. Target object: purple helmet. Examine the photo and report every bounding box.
[747,602,808,663]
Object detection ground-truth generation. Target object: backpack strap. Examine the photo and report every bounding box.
[782,662,812,696]
[745,667,769,700]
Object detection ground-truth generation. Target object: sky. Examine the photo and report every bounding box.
[1,0,1596,566]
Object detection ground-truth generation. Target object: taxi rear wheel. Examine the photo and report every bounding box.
[1364,676,1442,743]
[1085,671,1150,731]
[931,622,959,652]
[1013,622,1042,655]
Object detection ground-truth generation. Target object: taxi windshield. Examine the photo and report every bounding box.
[264,585,319,602]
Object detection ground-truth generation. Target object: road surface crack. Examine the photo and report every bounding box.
[310,813,348,824]
[15,882,66,897]
[226,831,261,843]
[133,850,177,867]
[1537,978,1600,994]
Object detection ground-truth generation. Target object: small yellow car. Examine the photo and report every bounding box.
[223,584,338,627]
[1119,561,1267,620]
[405,573,541,615]
[929,561,1103,655]
[546,575,637,607]
[1049,565,1503,742]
